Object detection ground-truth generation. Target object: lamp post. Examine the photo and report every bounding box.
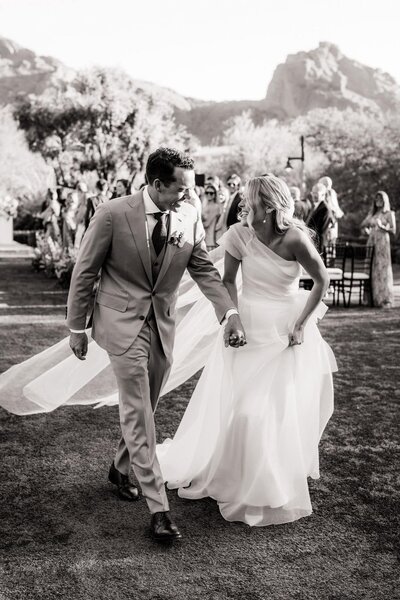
[285,135,305,194]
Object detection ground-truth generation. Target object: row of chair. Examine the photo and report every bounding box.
[301,243,375,307]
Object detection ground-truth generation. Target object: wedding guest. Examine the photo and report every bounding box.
[74,182,89,249]
[185,188,202,220]
[291,186,303,218]
[290,186,313,222]
[361,191,396,308]
[202,184,222,250]
[215,173,242,240]
[38,188,61,242]
[62,192,79,248]
[85,179,110,226]
[206,175,230,205]
[319,176,344,245]
[307,183,334,252]
[226,174,243,228]
[111,179,130,199]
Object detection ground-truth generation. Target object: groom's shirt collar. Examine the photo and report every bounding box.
[143,185,169,215]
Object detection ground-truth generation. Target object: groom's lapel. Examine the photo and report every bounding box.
[125,193,153,285]
[154,210,184,290]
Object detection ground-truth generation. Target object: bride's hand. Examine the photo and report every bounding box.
[288,324,304,346]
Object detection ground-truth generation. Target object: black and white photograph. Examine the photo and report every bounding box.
[0,1,399,598]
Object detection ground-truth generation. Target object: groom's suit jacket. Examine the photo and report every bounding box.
[66,190,235,356]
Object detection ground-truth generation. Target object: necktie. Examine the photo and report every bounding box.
[152,212,168,255]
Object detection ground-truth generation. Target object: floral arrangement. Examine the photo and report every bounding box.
[0,195,19,219]
[32,233,78,287]
[54,246,78,287]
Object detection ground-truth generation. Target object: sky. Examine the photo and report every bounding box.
[0,0,399,101]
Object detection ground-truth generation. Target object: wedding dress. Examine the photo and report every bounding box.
[157,224,336,526]
[0,224,336,526]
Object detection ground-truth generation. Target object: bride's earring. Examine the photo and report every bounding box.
[263,208,273,223]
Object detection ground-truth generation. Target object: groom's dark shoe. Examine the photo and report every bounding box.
[108,462,140,502]
[151,511,182,542]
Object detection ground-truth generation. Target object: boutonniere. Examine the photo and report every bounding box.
[168,230,186,248]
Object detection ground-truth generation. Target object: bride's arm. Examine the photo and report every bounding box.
[222,251,241,307]
[287,228,330,345]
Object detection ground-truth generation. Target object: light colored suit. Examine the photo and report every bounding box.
[67,190,235,513]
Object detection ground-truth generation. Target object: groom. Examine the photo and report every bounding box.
[67,147,246,541]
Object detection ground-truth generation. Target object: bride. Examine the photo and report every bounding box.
[157,175,336,526]
[0,174,336,527]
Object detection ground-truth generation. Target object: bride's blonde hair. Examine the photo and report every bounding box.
[245,175,314,240]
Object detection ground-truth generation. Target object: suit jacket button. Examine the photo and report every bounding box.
[139,315,145,320]
[152,291,156,296]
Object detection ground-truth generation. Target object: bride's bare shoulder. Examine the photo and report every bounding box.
[284,226,312,249]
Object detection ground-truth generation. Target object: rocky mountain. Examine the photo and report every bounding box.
[1,36,399,144]
[0,36,191,110]
[177,42,400,142]
[175,99,269,144]
[264,41,400,119]
[0,37,75,104]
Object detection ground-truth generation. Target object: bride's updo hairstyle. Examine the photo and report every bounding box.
[245,174,314,240]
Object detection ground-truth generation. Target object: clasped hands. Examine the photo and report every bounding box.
[223,314,247,348]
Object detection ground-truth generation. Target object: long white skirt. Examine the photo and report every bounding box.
[157,291,336,526]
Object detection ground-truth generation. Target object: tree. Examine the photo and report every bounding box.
[201,111,328,187]
[0,107,53,226]
[293,108,400,236]
[14,67,193,188]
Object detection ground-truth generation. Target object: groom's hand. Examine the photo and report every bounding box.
[70,332,88,360]
[224,314,247,348]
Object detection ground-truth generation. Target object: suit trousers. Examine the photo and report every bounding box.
[108,320,172,514]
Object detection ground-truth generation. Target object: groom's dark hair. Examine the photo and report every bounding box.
[146,147,194,187]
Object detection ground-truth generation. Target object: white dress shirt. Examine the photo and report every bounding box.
[143,185,169,242]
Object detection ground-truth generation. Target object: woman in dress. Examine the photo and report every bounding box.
[319,176,344,246]
[61,192,79,248]
[158,174,336,526]
[38,188,61,242]
[85,179,110,226]
[202,183,222,250]
[361,191,396,308]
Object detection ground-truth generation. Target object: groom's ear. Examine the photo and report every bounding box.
[153,179,163,193]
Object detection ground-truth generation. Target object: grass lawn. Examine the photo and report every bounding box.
[0,260,399,600]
